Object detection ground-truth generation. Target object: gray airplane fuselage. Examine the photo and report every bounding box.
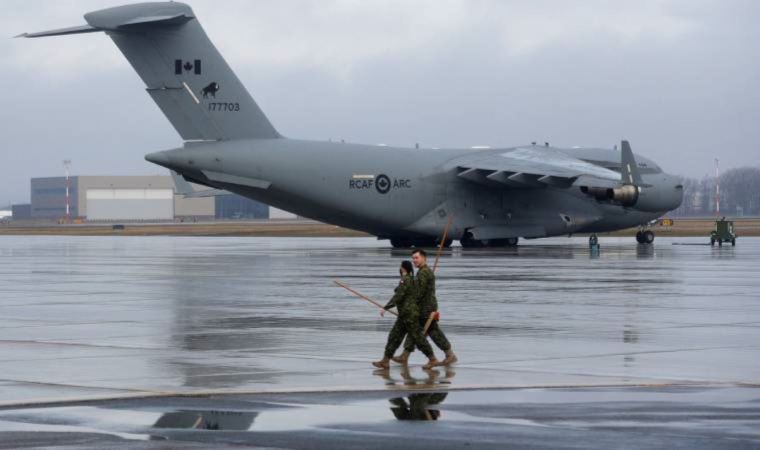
[146,139,682,243]
[22,0,683,246]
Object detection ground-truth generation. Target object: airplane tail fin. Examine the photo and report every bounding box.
[620,140,642,185]
[21,2,280,142]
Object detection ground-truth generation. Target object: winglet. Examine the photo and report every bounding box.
[620,140,642,185]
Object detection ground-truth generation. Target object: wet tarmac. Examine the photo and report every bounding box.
[1,386,759,449]
[0,235,759,448]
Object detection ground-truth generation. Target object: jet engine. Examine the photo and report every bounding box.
[580,185,638,207]
[581,179,682,213]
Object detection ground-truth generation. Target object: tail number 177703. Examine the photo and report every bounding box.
[208,102,240,112]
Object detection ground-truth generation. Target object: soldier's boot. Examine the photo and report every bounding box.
[440,349,458,366]
[372,358,390,369]
[422,357,440,370]
[391,351,411,365]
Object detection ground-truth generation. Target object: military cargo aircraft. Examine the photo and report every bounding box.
[21,2,683,247]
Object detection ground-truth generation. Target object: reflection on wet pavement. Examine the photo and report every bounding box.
[389,392,448,421]
[0,236,758,406]
[373,366,456,387]
[153,410,257,431]
[0,387,758,449]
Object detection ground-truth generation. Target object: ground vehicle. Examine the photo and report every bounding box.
[710,217,736,246]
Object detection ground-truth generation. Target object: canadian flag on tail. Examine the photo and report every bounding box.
[174,59,201,75]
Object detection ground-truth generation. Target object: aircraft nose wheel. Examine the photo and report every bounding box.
[635,230,655,244]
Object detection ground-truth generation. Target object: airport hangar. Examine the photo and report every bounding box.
[15,175,296,221]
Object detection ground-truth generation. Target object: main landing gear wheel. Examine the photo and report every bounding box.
[391,237,446,249]
[635,230,655,244]
[460,233,518,248]
[411,238,437,248]
[490,237,519,247]
[459,235,485,248]
[460,232,487,248]
[437,238,454,248]
[390,237,413,248]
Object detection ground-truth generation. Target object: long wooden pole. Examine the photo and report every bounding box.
[433,214,454,272]
[334,280,398,316]
[422,311,441,335]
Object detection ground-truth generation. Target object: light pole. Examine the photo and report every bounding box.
[714,158,720,217]
[63,159,71,222]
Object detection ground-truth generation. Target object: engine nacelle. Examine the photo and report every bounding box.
[580,186,611,200]
[580,185,638,207]
[610,185,639,206]
[581,183,680,212]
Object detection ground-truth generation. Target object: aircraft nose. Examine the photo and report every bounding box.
[145,150,172,168]
[666,174,684,210]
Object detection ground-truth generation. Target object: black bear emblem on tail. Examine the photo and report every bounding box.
[201,82,220,98]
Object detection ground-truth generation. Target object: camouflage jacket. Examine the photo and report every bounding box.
[414,264,438,314]
[384,274,419,317]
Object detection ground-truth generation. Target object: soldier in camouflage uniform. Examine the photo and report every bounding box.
[394,249,458,366]
[373,260,440,370]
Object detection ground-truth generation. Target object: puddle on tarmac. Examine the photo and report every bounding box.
[1,387,758,446]
[0,392,464,442]
[0,388,564,444]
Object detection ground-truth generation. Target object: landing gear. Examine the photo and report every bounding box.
[390,237,413,248]
[390,237,451,249]
[490,237,519,247]
[460,232,518,248]
[460,234,485,248]
[635,230,655,244]
[437,238,454,248]
[411,238,438,248]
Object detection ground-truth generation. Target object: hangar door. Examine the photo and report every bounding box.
[86,189,174,221]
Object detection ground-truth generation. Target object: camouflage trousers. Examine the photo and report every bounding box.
[384,313,434,359]
[404,311,451,353]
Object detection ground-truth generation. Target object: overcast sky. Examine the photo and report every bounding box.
[2,0,758,203]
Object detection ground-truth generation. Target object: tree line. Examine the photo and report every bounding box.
[670,167,760,217]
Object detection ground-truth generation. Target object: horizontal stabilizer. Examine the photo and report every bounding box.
[17,25,99,38]
[18,8,193,37]
[117,13,193,28]
[19,1,280,141]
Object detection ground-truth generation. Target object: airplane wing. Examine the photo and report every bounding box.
[446,145,623,189]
